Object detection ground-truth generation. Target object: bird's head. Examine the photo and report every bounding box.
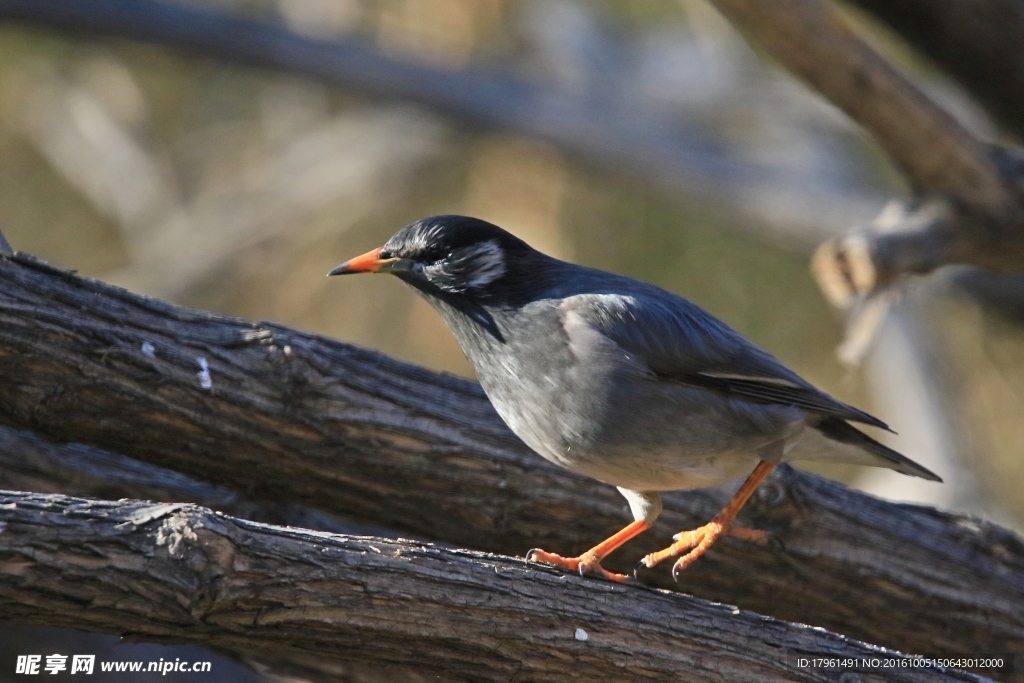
[328,215,539,299]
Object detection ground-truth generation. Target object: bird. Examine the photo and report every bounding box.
[328,215,941,582]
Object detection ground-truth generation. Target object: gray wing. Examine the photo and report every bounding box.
[563,291,890,430]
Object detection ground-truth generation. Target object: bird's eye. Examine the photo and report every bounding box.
[423,246,448,263]
[378,248,393,259]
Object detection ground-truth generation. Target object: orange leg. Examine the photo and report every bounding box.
[527,519,651,583]
[639,460,777,580]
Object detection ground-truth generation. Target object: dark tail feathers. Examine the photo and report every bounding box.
[814,417,943,482]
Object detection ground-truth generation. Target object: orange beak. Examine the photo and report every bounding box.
[327,247,413,276]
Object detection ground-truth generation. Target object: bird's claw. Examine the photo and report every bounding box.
[643,521,779,579]
[525,547,632,583]
[636,550,701,583]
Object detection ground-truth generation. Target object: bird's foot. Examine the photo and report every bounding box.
[526,548,632,583]
[637,522,768,580]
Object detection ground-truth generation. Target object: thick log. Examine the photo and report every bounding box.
[0,252,1021,672]
[0,490,996,683]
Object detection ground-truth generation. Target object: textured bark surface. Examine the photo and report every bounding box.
[0,252,1022,673]
[0,426,393,539]
[0,491,996,683]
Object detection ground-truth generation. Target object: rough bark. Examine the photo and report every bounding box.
[0,426,392,539]
[0,252,1022,670]
[0,490,999,683]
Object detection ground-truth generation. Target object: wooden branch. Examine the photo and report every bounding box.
[704,0,1024,358]
[945,268,1024,324]
[707,0,1008,206]
[0,426,391,538]
[0,252,1022,669]
[0,490,998,683]
[811,199,955,307]
[849,0,1024,139]
[811,179,1024,318]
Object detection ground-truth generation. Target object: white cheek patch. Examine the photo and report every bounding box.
[465,240,506,289]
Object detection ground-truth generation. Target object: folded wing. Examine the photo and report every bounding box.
[563,291,890,430]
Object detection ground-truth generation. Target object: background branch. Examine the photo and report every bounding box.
[0,490,996,683]
[0,252,1021,668]
[708,0,1009,206]
[703,0,1024,320]
[849,0,1024,139]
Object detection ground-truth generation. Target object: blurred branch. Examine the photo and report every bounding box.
[1,491,992,683]
[0,252,1022,663]
[0,0,881,249]
[117,107,446,299]
[849,0,1024,139]
[945,269,1024,323]
[709,0,1010,206]
[703,0,1024,370]
[707,1,1024,260]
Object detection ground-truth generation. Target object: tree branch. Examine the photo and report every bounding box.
[708,0,1008,206]
[0,252,1021,665]
[849,0,1024,140]
[0,490,999,683]
[703,0,1024,364]
[0,426,392,538]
